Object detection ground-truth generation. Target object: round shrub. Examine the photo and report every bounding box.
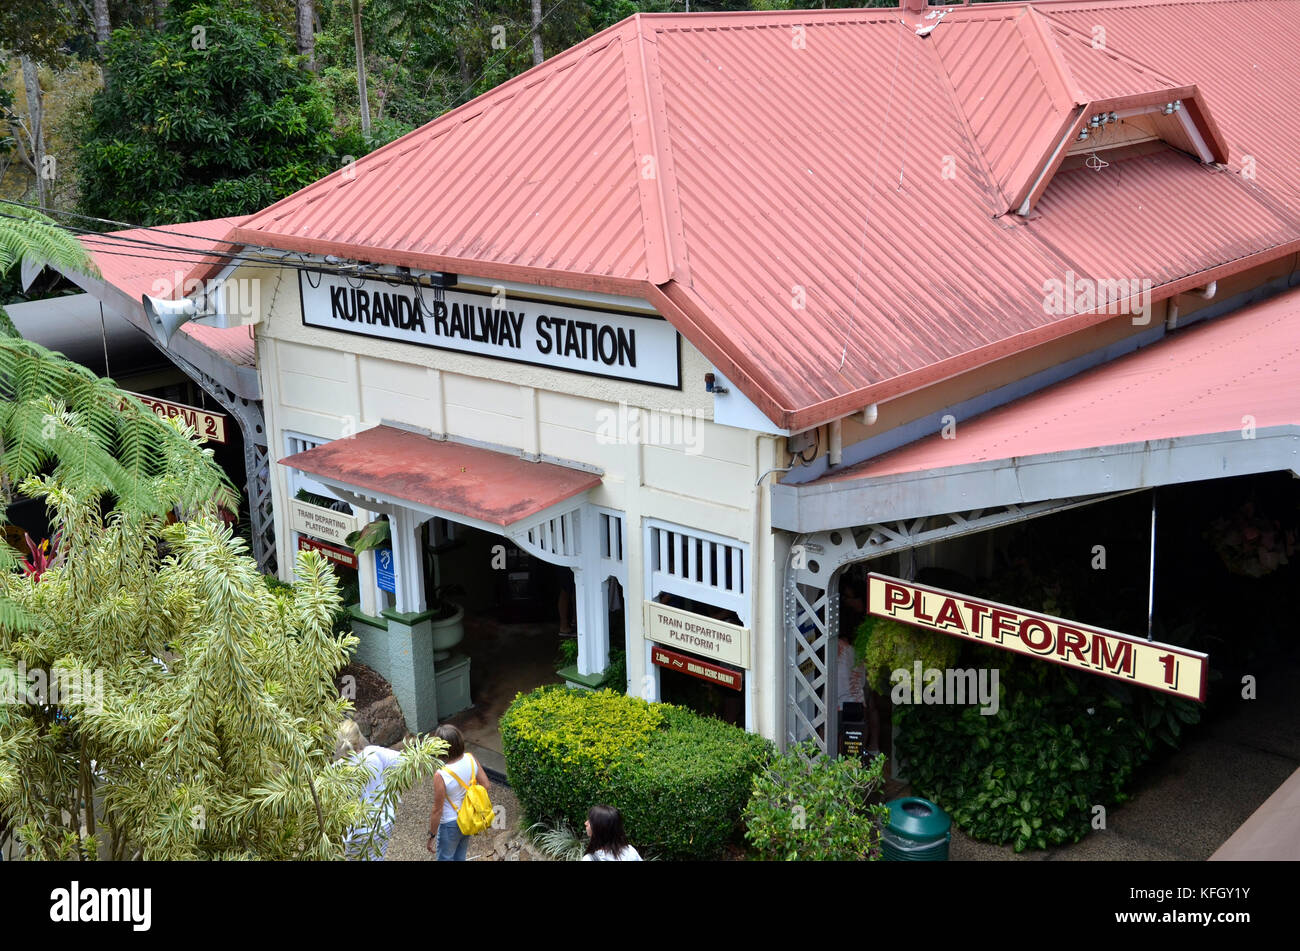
[501,686,771,860]
[899,647,1199,851]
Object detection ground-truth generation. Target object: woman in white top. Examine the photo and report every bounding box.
[426,724,490,861]
[581,805,642,861]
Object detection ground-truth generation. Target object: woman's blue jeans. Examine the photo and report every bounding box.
[437,821,469,861]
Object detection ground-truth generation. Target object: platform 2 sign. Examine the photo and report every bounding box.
[651,646,743,691]
[127,392,228,444]
[867,573,1208,702]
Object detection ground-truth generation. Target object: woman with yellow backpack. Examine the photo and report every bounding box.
[426,724,494,861]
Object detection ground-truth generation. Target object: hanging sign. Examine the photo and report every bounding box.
[643,601,751,668]
[375,547,396,593]
[651,645,743,691]
[867,573,1208,702]
[127,392,228,444]
[299,272,681,388]
[297,535,359,571]
[289,500,360,547]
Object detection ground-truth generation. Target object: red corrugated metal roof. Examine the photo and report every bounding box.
[279,425,602,526]
[213,2,1300,430]
[1044,0,1300,212]
[931,10,1071,207]
[1045,16,1181,101]
[811,283,1300,482]
[80,218,243,302]
[80,218,256,367]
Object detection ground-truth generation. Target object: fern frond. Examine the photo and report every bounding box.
[0,202,100,280]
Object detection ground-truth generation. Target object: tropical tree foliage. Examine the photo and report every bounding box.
[0,203,231,626]
[76,2,345,224]
[0,472,447,859]
[0,199,97,283]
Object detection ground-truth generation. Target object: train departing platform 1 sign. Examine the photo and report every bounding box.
[867,573,1208,702]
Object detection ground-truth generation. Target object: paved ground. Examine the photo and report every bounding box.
[443,616,564,776]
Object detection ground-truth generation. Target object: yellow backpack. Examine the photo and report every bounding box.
[446,756,495,835]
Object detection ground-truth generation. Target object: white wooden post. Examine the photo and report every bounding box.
[356,506,382,617]
[391,507,427,614]
[575,508,609,676]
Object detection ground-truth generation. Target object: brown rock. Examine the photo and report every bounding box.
[362,694,407,747]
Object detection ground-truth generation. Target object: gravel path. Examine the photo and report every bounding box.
[384,777,555,862]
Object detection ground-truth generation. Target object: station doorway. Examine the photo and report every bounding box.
[431,521,625,773]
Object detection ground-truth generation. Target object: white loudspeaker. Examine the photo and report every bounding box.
[141,294,199,346]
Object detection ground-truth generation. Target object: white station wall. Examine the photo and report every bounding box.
[251,262,786,740]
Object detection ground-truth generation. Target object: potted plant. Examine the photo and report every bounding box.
[427,584,466,661]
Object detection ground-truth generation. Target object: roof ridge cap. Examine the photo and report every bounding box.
[1019,7,1086,106]
[917,23,1017,213]
[619,16,689,286]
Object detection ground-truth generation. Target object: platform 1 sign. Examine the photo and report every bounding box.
[867,573,1208,702]
[643,601,750,668]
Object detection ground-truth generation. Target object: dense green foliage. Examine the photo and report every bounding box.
[898,646,1201,853]
[501,686,771,859]
[0,483,447,858]
[857,615,961,695]
[76,3,343,224]
[743,740,888,861]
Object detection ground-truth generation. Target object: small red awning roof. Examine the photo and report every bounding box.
[280,425,601,527]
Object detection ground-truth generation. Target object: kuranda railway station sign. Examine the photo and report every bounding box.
[299,271,681,387]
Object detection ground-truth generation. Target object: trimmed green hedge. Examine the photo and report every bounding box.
[501,686,772,860]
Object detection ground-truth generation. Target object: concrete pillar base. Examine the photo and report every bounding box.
[381,607,440,735]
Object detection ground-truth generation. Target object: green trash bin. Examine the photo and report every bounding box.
[881,797,951,861]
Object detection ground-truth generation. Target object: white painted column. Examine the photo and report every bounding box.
[624,438,650,700]
[356,507,381,617]
[575,508,609,676]
[391,507,427,614]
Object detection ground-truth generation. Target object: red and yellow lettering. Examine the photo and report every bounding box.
[883,582,910,615]
[934,597,966,632]
[1018,618,1054,653]
[1056,625,1088,664]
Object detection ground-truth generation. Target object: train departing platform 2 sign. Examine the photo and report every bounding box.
[867,573,1208,702]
